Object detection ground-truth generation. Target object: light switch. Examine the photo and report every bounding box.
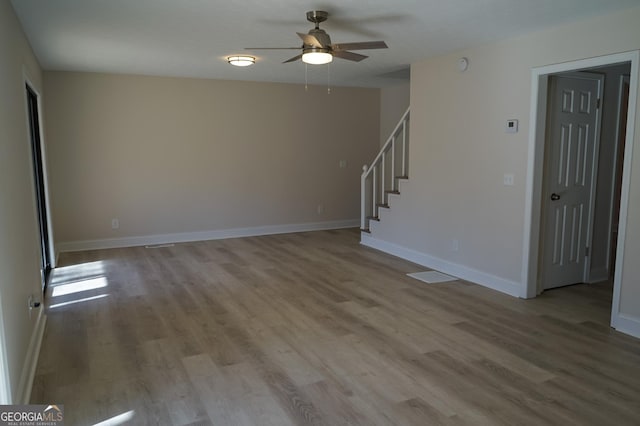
[506,119,518,133]
[339,159,347,169]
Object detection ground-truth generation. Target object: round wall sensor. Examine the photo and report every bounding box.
[458,57,469,72]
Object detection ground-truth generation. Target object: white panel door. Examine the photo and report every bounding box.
[542,73,603,290]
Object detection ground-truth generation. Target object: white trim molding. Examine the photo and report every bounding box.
[0,295,11,404]
[56,219,360,253]
[611,313,640,340]
[361,234,521,297]
[23,71,56,270]
[16,309,46,404]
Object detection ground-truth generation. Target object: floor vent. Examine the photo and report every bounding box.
[407,270,458,284]
[144,243,175,249]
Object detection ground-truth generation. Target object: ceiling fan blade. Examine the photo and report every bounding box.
[283,54,303,63]
[297,32,323,48]
[244,47,300,50]
[332,50,368,62]
[332,41,388,51]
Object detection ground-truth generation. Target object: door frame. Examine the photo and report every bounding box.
[0,290,9,403]
[606,74,631,275]
[23,73,56,280]
[540,72,604,290]
[521,51,639,329]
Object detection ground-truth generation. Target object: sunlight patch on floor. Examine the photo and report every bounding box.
[51,277,108,297]
[50,260,107,286]
[49,260,110,308]
[49,294,110,309]
[92,410,135,426]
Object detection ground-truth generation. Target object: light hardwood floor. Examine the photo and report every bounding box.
[32,229,640,425]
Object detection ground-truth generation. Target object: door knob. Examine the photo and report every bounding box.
[550,193,561,201]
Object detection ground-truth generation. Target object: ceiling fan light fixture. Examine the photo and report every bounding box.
[245,11,387,65]
[227,55,255,67]
[302,48,333,65]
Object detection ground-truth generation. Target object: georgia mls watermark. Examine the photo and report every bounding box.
[0,405,63,426]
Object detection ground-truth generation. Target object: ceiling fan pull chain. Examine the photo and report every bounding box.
[305,63,308,91]
[327,63,331,95]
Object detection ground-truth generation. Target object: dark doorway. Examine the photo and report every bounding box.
[26,83,51,291]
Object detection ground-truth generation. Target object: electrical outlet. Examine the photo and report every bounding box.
[317,204,324,215]
[339,159,347,169]
[503,174,515,186]
[452,239,459,252]
[111,218,119,229]
[28,294,41,319]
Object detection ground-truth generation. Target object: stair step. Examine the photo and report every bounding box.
[360,228,371,233]
[395,175,409,180]
[385,190,400,195]
[376,203,390,209]
[366,216,380,221]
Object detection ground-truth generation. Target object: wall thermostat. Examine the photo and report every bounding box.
[506,119,519,133]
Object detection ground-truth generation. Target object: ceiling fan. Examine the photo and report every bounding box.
[245,11,388,65]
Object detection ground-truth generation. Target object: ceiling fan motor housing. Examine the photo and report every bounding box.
[308,29,332,48]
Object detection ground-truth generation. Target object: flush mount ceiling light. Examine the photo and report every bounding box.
[301,48,333,65]
[227,55,255,67]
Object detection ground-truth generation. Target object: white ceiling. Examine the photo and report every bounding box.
[11,0,640,88]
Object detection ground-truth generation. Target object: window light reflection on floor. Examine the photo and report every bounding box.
[49,260,110,308]
[49,294,109,309]
[92,410,135,426]
[51,276,108,297]
[50,260,107,286]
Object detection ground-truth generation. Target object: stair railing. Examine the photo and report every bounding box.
[361,107,410,231]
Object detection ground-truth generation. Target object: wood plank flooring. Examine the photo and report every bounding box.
[31,229,640,425]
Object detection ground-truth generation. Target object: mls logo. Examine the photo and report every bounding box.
[0,404,64,425]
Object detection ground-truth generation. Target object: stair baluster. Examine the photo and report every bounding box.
[360,107,410,233]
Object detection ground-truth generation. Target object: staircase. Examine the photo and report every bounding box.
[361,107,410,233]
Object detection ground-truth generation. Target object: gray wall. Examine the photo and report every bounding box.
[380,83,410,147]
[43,72,381,247]
[369,5,640,327]
[0,0,45,403]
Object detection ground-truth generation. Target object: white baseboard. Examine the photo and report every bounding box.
[588,267,609,284]
[361,234,522,297]
[57,219,360,253]
[16,308,46,404]
[612,313,640,339]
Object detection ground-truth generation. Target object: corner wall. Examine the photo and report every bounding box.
[368,5,640,333]
[0,0,45,403]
